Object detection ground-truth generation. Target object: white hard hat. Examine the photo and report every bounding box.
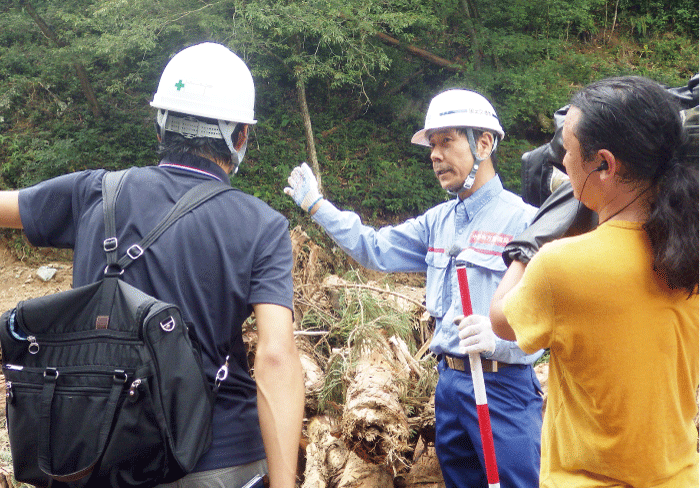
[150,42,256,125]
[411,89,504,146]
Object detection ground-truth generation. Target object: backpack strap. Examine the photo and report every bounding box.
[100,170,236,387]
[102,169,130,271]
[101,171,232,273]
[117,179,232,271]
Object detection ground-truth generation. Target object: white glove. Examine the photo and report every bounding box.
[284,162,323,212]
[455,314,496,356]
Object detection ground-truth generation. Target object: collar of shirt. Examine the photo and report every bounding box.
[158,152,231,184]
[455,175,504,223]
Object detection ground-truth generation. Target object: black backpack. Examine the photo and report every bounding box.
[0,170,232,487]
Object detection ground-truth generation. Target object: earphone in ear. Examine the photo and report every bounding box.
[595,161,609,172]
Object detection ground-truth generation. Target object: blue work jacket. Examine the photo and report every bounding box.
[313,176,543,364]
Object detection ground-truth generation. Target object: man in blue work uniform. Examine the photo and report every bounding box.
[285,89,543,487]
[0,43,304,488]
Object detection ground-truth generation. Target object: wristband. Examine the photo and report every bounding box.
[306,196,323,213]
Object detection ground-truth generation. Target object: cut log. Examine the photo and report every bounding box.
[341,346,412,475]
[297,337,326,415]
[302,416,349,488]
[334,452,393,488]
[395,437,445,488]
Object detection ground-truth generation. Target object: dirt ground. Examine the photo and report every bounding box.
[0,246,74,312]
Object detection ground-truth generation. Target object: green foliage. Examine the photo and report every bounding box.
[300,273,419,353]
[314,117,447,218]
[622,0,698,37]
[498,138,536,195]
[317,352,347,412]
[232,0,437,97]
[236,85,447,224]
[0,107,155,188]
[0,0,696,225]
[298,272,428,413]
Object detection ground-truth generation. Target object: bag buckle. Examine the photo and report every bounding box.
[126,244,144,260]
[215,355,230,389]
[160,316,176,332]
[103,237,118,252]
[44,367,59,380]
[104,264,124,276]
[113,370,128,383]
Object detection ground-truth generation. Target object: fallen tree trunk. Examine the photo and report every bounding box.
[302,416,349,488]
[374,32,462,71]
[340,343,412,476]
[297,337,326,415]
[334,452,394,488]
[395,437,444,488]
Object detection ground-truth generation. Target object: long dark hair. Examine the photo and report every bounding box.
[571,76,699,295]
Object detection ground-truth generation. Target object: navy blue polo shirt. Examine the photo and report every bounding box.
[18,153,294,472]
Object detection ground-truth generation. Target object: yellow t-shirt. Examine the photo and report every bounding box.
[504,221,699,488]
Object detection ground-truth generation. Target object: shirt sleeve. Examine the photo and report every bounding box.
[18,171,99,249]
[312,199,429,273]
[502,248,556,354]
[248,212,294,311]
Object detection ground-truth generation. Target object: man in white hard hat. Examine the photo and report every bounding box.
[0,42,303,488]
[285,89,543,487]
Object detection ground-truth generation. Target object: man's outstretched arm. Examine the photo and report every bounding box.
[0,191,22,228]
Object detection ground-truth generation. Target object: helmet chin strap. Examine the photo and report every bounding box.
[156,111,247,174]
[157,110,169,143]
[231,140,247,174]
[218,120,246,174]
[446,128,498,196]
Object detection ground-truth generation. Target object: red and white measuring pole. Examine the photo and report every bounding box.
[455,251,500,488]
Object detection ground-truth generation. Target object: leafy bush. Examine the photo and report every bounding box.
[0,0,696,227]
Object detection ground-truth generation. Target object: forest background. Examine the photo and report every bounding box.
[0,0,697,248]
[0,2,697,484]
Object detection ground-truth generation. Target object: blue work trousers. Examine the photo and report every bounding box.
[435,359,542,488]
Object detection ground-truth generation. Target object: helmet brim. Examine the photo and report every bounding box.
[411,125,504,146]
[411,128,433,146]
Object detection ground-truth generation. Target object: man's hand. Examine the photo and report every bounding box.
[284,162,323,212]
[455,314,496,355]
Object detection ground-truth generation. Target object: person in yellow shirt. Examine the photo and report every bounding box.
[469,75,699,487]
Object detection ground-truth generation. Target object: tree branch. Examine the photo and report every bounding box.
[374,32,463,71]
[296,77,323,192]
[325,282,426,310]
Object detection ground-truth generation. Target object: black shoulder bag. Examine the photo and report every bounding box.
[0,170,232,487]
